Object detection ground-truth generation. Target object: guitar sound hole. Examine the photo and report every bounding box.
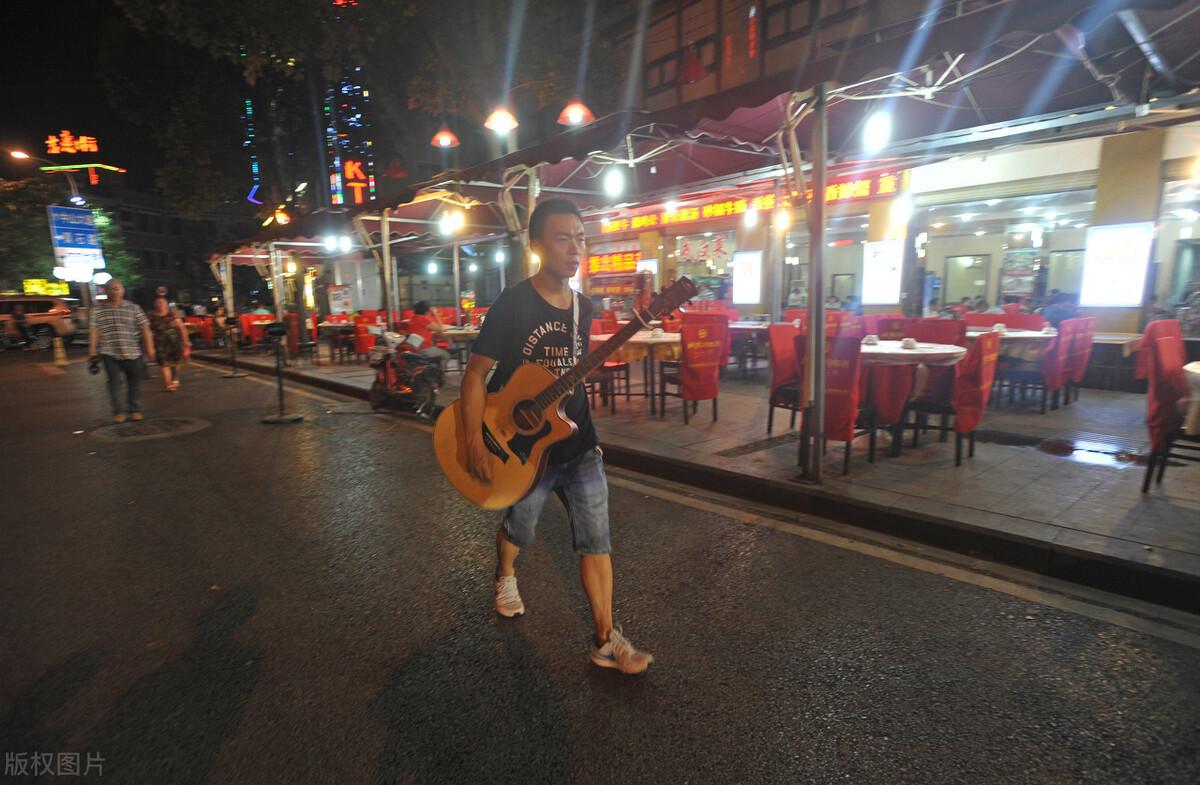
[512,399,543,432]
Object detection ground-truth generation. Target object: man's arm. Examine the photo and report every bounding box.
[460,352,497,482]
[175,317,192,357]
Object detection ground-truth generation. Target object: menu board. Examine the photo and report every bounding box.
[861,240,903,304]
[327,284,353,314]
[1079,223,1154,307]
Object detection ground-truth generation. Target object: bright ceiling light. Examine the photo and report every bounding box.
[985,199,1001,206]
[1074,223,1087,229]
[1175,208,1200,222]
[891,194,914,224]
[468,263,478,273]
[973,229,986,236]
[494,249,506,263]
[862,110,892,153]
[484,107,519,136]
[603,167,625,198]
[439,209,465,236]
[426,261,438,275]
[286,260,298,274]
[338,236,352,253]
[557,99,595,126]
[960,212,974,222]
[772,209,791,231]
[323,236,338,252]
[9,150,30,159]
[931,221,946,229]
[665,200,679,213]
[743,208,759,228]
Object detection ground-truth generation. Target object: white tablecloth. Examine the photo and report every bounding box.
[966,328,1055,341]
[860,340,966,366]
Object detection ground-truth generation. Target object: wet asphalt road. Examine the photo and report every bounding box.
[2,348,1199,785]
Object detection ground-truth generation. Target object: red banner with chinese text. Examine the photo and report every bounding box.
[679,323,725,400]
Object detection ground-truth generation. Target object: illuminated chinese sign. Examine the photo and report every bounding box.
[587,250,642,275]
[343,159,368,204]
[599,171,901,234]
[45,131,99,155]
[23,279,70,296]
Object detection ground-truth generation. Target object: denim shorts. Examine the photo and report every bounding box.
[502,446,611,555]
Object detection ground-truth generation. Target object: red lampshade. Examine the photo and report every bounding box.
[430,126,460,148]
[557,99,595,126]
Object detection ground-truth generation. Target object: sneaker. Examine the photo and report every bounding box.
[129,412,144,421]
[591,627,654,674]
[113,414,127,423]
[494,575,524,617]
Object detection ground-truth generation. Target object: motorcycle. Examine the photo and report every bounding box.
[367,331,444,418]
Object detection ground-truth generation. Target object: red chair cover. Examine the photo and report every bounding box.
[681,312,731,366]
[908,318,966,347]
[767,324,801,401]
[795,335,863,442]
[471,307,489,326]
[874,317,909,341]
[661,313,682,332]
[354,324,374,355]
[962,312,1003,328]
[1006,313,1047,331]
[1135,320,1187,453]
[783,308,807,323]
[679,322,725,400]
[1040,321,1072,394]
[952,332,1000,433]
[1068,316,1096,383]
[1002,303,1021,315]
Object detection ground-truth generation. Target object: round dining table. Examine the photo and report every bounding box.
[860,340,966,366]
[590,331,681,414]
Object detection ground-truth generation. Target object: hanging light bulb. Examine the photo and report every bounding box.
[772,209,791,231]
[557,99,595,126]
[427,261,439,275]
[430,126,460,148]
[484,107,519,136]
[338,236,353,253]
[323,236,339,252]
[743,208,759,228]
[603,167,625,198]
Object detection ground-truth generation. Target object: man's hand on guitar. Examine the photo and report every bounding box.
[466,439,494,483]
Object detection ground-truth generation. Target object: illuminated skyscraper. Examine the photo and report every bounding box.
[324,65,376,206]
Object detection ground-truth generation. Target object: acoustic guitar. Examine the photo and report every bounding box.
[434,277,698,509]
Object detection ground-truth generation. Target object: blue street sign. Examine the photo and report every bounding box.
[47,205,105,271]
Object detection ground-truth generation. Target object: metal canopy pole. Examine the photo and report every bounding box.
[805,83,828,482]
[269,243,285,323]
[379,208,394,330]
[452,241,462,325]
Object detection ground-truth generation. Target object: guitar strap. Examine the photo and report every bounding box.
[572,290,580,364]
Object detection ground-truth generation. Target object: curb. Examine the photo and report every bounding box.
[196,352,1199,614]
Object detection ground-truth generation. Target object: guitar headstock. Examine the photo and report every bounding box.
[646,277,698,319]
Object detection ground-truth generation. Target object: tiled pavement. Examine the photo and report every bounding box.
[196,346,1200,584]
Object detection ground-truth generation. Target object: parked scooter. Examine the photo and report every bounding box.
[367,331,444,418]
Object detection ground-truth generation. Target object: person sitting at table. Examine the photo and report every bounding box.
[1040,293,1077,327]
[408,301,451,368]
[1146,293,1174,322]
[825,294,842,310]
[249,301,271,315]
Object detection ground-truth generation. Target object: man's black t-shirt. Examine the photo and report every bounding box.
[471,279,597,465]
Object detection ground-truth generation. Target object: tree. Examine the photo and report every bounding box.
[93,209,141,287]
[0,178,58,291]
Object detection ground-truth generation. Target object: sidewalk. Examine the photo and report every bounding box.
[194,347,1200,609]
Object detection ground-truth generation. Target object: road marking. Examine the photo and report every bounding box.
[606,471,1200,650]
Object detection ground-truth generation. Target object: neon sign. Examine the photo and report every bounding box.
[343,159,369,204]
[587,250,642,275]
[599,172,901,234]
[45,131,99,155]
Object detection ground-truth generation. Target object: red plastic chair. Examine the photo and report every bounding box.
[353,324,374,361]
[659,322,727,423]
[997,319,1069,414]
[1066,316,1096,402]
[783,308,807,323]
[766,323,802,433]
[904,332,1000,465]
[585,321,630,413]
[1002,303,1021,316]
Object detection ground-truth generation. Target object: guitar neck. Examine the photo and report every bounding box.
[532,315,651,410]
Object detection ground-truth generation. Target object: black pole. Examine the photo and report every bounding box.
[222,319,248,379]
[261,324,303,424]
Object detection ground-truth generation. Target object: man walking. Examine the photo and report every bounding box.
[88,279,156,423]
[460,198,654,675]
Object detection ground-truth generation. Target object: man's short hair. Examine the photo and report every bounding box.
[413,300,430,315]
[528,198,583,244]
